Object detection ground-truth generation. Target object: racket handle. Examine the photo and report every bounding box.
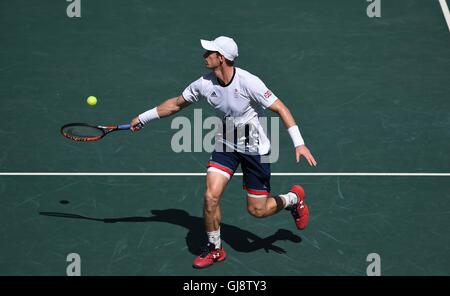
[118,124,131,129]
[118,123,143,130]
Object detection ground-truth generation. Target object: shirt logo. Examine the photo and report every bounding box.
[264,90,272,98]
[211,91,218,97]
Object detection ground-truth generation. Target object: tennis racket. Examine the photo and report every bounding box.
[60,123,142,142]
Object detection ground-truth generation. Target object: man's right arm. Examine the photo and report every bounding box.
[154,95,191,117]
[130,95,191,131]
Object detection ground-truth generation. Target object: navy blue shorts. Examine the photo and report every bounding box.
[207,150,271,197]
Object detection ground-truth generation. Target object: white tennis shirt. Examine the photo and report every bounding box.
[182,67,278,155]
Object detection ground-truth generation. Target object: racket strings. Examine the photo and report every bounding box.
[62,125,104,140]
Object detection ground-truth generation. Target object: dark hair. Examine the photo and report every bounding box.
[225,59,234,66]
[211,51,234,66]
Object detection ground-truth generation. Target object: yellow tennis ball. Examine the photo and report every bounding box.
[87,96,97,106]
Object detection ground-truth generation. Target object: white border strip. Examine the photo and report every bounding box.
[0,172,449,176]
[439,0,450,31]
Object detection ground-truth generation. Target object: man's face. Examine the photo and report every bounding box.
[203,50,223,69]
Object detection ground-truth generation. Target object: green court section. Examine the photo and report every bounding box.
[0,176,449,275]
[1,0,450,275]
[0,0,449,172]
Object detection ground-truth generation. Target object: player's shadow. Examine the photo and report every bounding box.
[39,209,302,255]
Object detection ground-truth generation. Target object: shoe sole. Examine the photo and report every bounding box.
[289,185,309,230]
[296,204,309,230]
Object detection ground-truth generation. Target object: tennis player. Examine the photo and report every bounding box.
[130,36,317,269]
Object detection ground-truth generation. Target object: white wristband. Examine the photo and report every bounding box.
[287,125,304,147]
[138,107,159,125]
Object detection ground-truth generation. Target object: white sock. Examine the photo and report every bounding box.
[207,228,221,249]
[279,192,298,208]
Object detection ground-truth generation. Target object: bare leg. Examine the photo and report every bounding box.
[246,195,286,218]
[204,171,229,232]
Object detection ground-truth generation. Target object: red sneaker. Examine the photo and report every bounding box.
[289,185,309,230]
[193,243,226,269]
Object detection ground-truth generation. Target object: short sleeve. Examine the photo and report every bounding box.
[182,77,204,103]
[244,74,278,108]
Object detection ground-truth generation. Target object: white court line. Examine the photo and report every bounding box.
[0,172,449,176]
[439,0,450,31]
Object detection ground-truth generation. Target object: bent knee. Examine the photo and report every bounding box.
[247,205,266,218]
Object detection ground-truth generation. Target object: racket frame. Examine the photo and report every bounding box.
[60,123,132,142]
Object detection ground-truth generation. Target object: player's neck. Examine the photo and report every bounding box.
[214,65,235,86]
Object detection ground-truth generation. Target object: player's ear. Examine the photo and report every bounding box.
[217,53,225,63]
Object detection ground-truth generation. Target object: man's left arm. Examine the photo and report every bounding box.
[268,99,317,166]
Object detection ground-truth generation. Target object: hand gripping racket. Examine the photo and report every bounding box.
[60,123,142,142]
